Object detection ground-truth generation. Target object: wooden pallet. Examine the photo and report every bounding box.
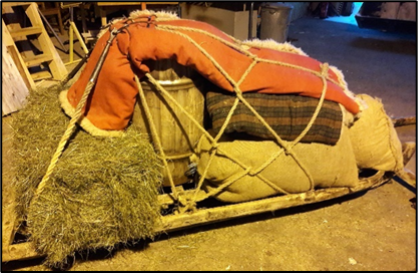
[2,2,67,82]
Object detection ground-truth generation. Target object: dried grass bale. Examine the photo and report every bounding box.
[11,84,163,268]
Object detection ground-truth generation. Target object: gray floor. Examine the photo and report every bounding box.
[289,17,416,118]
[289,16,416,175]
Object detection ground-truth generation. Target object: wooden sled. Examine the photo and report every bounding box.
[2,118,416,263]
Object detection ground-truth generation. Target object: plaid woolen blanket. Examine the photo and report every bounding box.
[206,91,343,145]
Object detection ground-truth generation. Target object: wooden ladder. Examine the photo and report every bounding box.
[2,2,67,82]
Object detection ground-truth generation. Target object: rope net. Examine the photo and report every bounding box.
[37,17,340,212]
[133,24,334,211]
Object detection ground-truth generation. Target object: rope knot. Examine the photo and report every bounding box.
[248,167,260,176]
[282,143,293,156]
[320,63,330,78]
[211,142,219,150]
[233,87,242,96]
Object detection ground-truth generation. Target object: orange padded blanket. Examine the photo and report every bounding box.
[63,16,360,135]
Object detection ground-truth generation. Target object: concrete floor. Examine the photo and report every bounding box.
[2,16,416,271]
[288,16,416,175]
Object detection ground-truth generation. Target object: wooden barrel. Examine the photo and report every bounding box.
[131,60,205,187]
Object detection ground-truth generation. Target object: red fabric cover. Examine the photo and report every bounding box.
[67,17,359,132]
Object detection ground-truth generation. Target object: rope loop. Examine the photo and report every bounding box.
[320,63,330,78]
[211,142,219,150]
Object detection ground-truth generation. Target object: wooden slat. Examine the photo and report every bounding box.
[396,168,416,189]
[6,46,32,92]
[24,3,67,80]
[2,43,30,116]
[31,71,52,81]
[2,3,67,84]
[2,5,34,60]
[9,26,43,38]
[2,243,41,263]
[392,116,416,127]
[23,54,53,67]
[0,170,393,263]
[157,171,389,232]
[39,7,59,16]
[2,140,417,263]
[1,2,33,7]
[158,189,207,205]
[2,20,37,91]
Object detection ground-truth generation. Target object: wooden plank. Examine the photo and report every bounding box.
[157,171,389,232]
[24,3,67,80]
[392,116,416,127]
[1,2,33,7]
[39,7,59,16]
[2,243,41,263]
[6,46,33,91]
[31,71,52,81]
[23,53,53,67]
[2,6,34,61]
[9,26,43,38]
[2,20,35,91]
[2,142,416,262]
[0,171,392,263]
[402,142,416,166]
[69,21,89,54]
[2,43,30,116]
[2,20,36,91]
[396,168,416,189]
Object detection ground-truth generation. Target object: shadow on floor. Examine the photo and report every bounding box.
[350,37,416,55]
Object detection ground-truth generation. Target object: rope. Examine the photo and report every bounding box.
[142,27,326,199]
[34,20,340,212]
[192,149,217,202]
[291,63,329,146]
[34,81,95,198]
[165,152,193,160]
[157,25,252,57]
[135,75,179,198]
[156,25,344,89]
[141,26,336,202]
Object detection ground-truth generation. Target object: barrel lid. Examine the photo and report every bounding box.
[262,2,293,10]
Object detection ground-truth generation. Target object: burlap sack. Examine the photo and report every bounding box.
[192,127,358,203]
[349,94,404,172]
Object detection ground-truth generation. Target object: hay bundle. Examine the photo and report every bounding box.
[11,84,163,267]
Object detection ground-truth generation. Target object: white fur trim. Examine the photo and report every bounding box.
[242,39,308,56]
[97,10,180,39]
[59,90,125,137]
[97,18,126,39]
[129,9,180,20]
[329,65,364,115]
[339,103,355,127]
